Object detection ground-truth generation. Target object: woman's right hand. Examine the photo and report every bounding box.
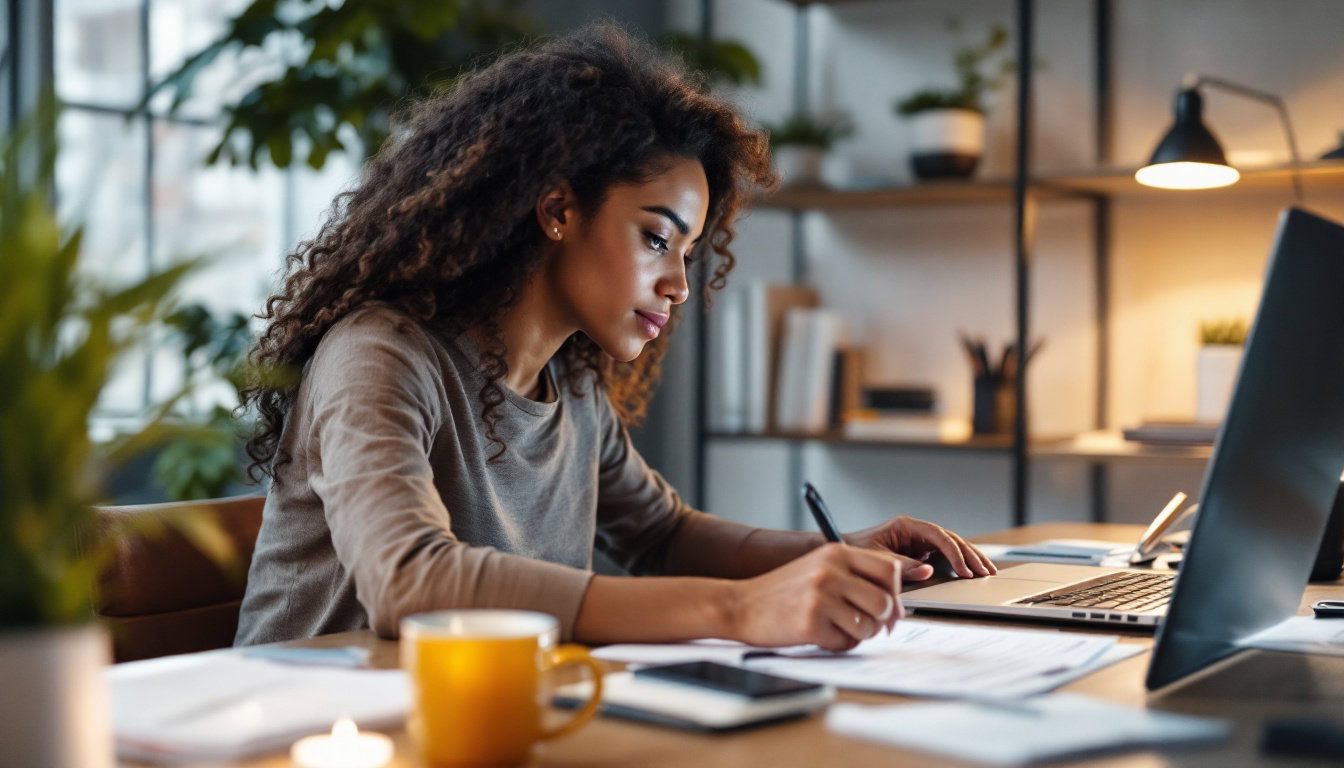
[726,543,904,651]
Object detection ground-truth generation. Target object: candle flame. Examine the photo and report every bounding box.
[332,717,359,740]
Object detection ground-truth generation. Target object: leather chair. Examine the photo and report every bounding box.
[95,495,265,663]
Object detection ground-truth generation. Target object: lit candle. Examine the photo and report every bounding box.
[290,717,394,768]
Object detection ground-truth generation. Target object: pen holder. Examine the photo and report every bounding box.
[972,375,1016,435]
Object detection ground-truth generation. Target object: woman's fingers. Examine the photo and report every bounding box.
[928,527,977,577]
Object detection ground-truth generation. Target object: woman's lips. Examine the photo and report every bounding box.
[635,310,667,338]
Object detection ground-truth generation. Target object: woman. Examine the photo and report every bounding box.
[235,24,995,652]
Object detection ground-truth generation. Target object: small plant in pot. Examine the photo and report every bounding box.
[0,103,231,768]
[894,21,1014,180]
[1195,318,1248,423]
[763,112,854,187]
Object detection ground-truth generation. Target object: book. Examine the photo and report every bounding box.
[707,285,747,431]
[842,413,971,442]
[1122,420,1220,444]
[743,283,818,432]
[774,309,846,432]
[828,347,866,426]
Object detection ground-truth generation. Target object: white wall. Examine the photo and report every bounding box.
[656,0,1344,534]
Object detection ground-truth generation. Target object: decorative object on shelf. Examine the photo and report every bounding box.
[0,102,230,768]
[958,332,1042,435]
[894,21,1014,179]
[762,112,854,186]
[1136,74,1303,201]
[1195,318,1248,423]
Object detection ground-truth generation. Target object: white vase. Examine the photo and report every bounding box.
[1196,344,1244,423]
[905,108,986,179]
[773,145,826,186]
[0,623,114,768]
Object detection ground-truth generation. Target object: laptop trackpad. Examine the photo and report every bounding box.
[903,564,1118,606]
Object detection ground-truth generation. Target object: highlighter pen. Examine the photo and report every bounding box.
[802,482,844,543]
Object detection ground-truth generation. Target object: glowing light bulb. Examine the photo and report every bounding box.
[1135,161,1240,190]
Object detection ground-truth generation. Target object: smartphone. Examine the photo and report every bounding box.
[1313,600,1344,618]
[633,661,823,699]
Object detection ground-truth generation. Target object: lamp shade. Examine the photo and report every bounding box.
[1135,88,1240,189]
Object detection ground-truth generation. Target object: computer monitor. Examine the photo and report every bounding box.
[1146,207,1344,690]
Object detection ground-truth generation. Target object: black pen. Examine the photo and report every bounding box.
[802,482,844,543]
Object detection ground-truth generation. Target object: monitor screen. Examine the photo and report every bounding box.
[1147,207,1344,690]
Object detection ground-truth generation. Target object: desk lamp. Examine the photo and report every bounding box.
[1135,74,1303,202]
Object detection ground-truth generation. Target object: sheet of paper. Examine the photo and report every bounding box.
[1241,615,1344,655]
[825,693,1230,766]
[109,650,410,763]
[595,619,1128,699]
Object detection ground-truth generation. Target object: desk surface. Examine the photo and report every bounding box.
[124,523,1344,768]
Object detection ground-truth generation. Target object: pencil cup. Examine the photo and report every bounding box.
[972,376,1016,435]
[401,610,603,767]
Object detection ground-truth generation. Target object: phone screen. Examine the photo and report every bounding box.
[633,661,822,699]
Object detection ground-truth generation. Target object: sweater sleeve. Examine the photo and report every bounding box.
[305,313,592,639]
[591,388,753,576]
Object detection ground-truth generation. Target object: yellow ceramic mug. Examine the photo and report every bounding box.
[400,610,603,767]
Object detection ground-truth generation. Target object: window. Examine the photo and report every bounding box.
[54,0,360,416]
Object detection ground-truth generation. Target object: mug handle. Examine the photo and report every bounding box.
[539,644,604,740]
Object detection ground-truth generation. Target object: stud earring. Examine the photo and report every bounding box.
[552,227,561,240]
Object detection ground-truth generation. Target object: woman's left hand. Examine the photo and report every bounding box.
[844,516,997,581]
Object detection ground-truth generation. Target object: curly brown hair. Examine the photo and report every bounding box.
[243,22,775,480]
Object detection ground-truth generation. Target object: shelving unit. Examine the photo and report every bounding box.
[758,160,1344,210]
[692,0,1335,528]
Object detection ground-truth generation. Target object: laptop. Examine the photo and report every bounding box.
[904,208,1344,641]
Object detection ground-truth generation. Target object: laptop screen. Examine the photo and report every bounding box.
[1146,207,1344,690]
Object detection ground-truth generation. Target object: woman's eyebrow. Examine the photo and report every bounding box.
[641,205,690,235]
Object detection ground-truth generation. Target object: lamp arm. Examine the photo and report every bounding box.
[1190,74,1303,202]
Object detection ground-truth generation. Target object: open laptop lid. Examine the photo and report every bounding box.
[1146,208,1344,690]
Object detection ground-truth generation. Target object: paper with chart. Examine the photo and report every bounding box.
[594,619,1144,698]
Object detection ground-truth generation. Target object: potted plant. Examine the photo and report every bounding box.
[894,21,1014,179]
[0,105,229,767]
[1196,318,1248,423]
[762,112,855,187]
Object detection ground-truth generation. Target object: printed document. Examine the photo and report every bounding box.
[594,619,1144,698]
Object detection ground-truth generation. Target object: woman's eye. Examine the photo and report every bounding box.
[644,231,669,252]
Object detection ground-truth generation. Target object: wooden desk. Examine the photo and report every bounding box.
[125,523,1344,767]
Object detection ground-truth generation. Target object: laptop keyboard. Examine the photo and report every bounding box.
[1012,572,1176,612]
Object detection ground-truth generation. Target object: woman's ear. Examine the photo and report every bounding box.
[536,181,578,242]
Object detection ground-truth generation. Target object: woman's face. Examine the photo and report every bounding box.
[546,157,709,362]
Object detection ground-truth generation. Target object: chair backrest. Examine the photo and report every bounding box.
[95,495,265,663]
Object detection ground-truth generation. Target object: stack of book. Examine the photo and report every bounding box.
[1121,420,1220,445]
[841,386,970,443]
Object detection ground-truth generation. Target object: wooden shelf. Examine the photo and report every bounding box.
[707,429,1215,465]
[1031,430,1212,466]
[707,430,1023,454]
[760,179,1023,210]
[753,161,1344,212]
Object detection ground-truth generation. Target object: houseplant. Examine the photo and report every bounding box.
[1196,318,1248,422]
[144,0,763,171]
[0,104,230,767]
[762,112,854,186]
[150,303,257,501]
[894,21,1014,179]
